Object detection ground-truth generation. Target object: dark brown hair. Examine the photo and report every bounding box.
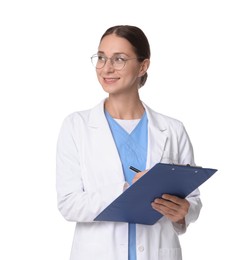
[100,25,151,87]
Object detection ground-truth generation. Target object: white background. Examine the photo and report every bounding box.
[0,0,250,259]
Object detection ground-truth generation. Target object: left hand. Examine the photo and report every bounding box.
[151,194,190,224]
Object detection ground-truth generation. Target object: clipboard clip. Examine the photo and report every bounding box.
[171,163,202,168]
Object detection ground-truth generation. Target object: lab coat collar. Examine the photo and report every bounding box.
[87,99,169,167]
[87,99,108,128]
[87,99,167,129]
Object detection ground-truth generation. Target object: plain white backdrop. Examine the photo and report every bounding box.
[0,0,250,259]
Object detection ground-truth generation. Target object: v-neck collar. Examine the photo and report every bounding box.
[105,110,147,136]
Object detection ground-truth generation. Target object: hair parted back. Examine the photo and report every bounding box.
[100,25,151,87]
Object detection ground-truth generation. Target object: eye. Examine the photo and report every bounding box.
[114,56,126,63]
[97,55,106,62]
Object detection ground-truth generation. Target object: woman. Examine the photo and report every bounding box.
[56,25,202,260]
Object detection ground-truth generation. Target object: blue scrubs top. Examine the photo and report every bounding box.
[105,111,148,260]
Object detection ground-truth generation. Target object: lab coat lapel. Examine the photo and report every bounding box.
[87,100,124,182]
[143,103,169,169]
[87,100,168,175]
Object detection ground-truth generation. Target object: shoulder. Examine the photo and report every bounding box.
[63,109,92,123]
[59,110,90,133]
[61,101,103,128]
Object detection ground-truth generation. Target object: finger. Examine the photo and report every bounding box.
[151,202,179,220]
[154,198,180,211]
[161,194,183,205]
[162,194,190,210]
[153,197,189,218]
[151,202,186,223]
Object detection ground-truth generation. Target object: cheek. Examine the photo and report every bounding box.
[96,71,103,83]
[96,69,100,78]
[124,68,141,83]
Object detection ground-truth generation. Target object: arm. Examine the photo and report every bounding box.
[56,115,126,222]
[172,123,202,233]
[153,122,202,233]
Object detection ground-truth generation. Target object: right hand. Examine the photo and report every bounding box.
[132,170,148,184]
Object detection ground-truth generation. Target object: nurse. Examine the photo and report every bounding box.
[56,25,202,260]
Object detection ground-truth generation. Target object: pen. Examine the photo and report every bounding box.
[129,166,141,173]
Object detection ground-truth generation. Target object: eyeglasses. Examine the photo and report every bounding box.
[91,54,140,70]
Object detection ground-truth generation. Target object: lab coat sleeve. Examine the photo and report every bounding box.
[172,123,202,234]
[56,115,126,223]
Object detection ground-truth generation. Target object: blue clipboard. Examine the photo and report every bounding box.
[94,163,218,225]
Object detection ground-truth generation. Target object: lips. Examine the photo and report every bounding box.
[103,77,119,83]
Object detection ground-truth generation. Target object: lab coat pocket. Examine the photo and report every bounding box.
[158,248,182,260]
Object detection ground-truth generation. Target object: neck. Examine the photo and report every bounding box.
[104,95,145,120]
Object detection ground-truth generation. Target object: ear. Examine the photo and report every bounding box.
[138,59,150,77]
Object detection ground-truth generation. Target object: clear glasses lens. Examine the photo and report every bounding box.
[91,55,126,70]
[91,55,104,69]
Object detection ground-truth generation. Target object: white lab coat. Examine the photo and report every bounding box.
[56,99,202,260]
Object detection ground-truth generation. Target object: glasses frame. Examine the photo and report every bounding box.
[90,54,142,70]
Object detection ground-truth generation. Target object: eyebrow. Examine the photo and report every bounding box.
[97,51,129,56]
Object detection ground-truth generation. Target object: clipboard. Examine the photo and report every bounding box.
[94,163,218,225]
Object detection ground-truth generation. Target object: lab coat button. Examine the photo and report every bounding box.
[138,245,144,252]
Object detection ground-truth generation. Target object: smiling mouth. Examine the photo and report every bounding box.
[104,78,119,83]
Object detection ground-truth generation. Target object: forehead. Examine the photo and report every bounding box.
[98,34,135,56]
